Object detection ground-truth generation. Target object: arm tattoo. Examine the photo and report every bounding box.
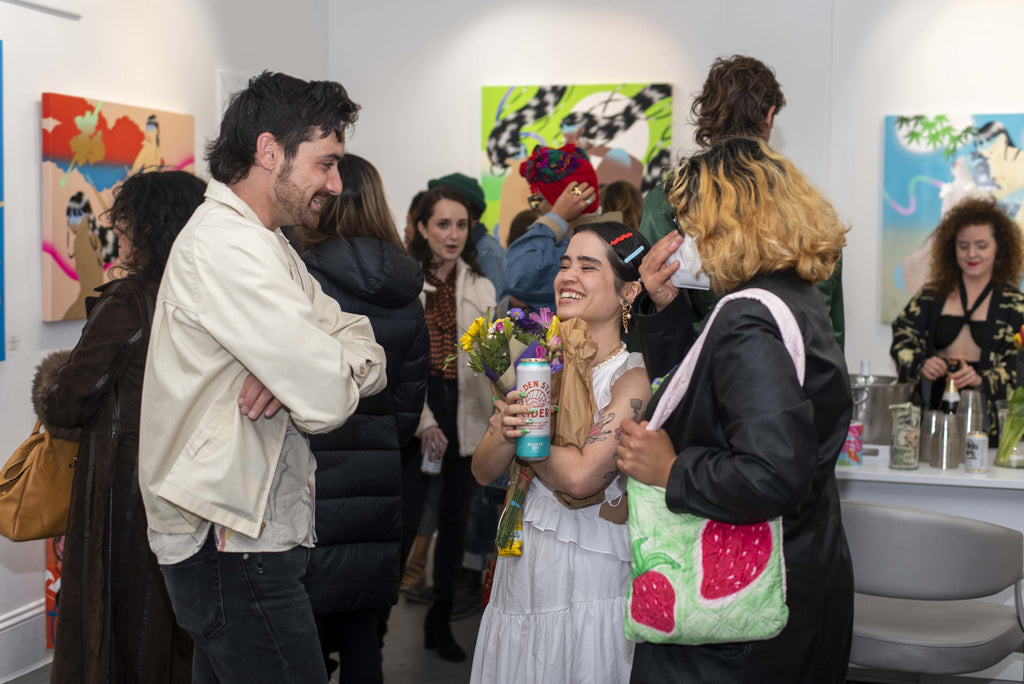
[630,398,644,420]
[614,397,647,439]
[584,409,615,446]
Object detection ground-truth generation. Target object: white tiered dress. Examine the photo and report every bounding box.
[471,349,644,684]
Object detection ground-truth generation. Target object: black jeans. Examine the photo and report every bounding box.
[316,609,382,684]
[161,532,327,684]
[401,375,477,602]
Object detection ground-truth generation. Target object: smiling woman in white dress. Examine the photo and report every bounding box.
[470,222,651,684]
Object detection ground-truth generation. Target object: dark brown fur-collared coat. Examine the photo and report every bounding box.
[36,278,191,684]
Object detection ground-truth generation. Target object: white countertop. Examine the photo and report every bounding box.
[835,446,1024,490]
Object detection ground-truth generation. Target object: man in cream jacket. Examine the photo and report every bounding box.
[139,72,385,684]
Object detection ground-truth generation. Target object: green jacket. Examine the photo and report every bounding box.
[638,183,846,351]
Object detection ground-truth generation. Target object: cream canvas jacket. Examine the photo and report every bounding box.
[417,258,495,456]
[139,180,386,538]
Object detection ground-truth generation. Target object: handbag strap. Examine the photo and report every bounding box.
[647,288,805,432]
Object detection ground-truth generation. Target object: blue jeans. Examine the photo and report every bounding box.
[161,532,327,684]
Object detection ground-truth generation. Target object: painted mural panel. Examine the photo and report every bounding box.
[881,114,1024,322]
[41,94,194,321]
[481,83,672,244]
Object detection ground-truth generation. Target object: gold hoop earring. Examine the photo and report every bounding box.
[621,301,632,333]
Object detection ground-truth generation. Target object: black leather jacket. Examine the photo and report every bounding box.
[632,270,854,683]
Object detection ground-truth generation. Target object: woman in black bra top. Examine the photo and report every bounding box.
[892,196,1024,443]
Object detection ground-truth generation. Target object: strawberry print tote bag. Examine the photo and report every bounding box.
[624,289,803,645]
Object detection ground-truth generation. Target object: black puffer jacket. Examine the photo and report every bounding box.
[301,236,428,614]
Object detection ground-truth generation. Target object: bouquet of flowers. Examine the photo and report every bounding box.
[448,307,564,555]
[996,325,1024,467]
[450,307,563,397]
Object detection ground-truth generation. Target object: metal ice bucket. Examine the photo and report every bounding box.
[851,375,914,444]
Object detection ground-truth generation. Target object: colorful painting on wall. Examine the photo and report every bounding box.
[45,536,64,649]
[481,83,672,244]
[41,93,195,321]
[881,113,1024,322]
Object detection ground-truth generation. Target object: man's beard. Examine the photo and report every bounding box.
[274,161,322,228]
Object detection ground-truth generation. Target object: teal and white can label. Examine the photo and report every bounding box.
[515,358,551,460]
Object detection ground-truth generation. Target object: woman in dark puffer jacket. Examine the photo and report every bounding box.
[297,154,428,684]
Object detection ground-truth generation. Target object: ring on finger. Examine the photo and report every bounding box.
[571,186,583,197]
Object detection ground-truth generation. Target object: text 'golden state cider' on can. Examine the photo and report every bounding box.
[964,432,989,473]
[515,358,551,460]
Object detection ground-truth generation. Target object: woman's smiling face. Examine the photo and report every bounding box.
[554,231,622,325]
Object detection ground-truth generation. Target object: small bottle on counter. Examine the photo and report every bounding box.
[857,359,875,386]
[939,375,960,415]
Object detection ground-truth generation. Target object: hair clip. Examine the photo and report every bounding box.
[623,246,645,264]
[610,231,634,246]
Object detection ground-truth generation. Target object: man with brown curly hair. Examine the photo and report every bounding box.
[690,54,785,147]
[637,55,845,350]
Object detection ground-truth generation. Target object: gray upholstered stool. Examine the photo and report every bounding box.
[841,500,1023,677]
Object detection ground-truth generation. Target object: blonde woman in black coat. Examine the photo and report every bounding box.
[618,138,853,683]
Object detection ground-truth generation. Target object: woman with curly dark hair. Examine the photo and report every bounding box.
[892,196,1024,443]
[37,170,206,683]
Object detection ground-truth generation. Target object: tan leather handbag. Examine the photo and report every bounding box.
[0,420,78,541]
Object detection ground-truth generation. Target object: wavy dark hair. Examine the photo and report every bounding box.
[571,221,650,291]
[691,55,786,147]
[106,171,207,281]
[408,186,483,277]
[927,196,1024,298]
[206,71,360,184]
[297,154,405,253]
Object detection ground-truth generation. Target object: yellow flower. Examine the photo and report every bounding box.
[465,317,484,340]
[546,316,561,343]
[459,331,475,351]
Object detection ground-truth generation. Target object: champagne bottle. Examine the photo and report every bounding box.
[939,375,960,414]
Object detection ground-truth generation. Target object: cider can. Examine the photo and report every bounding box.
[515,358,551,460]
[964,432,988,473]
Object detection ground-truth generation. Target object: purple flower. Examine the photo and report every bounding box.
[508,307,525,321]
[550,358,563,374]
[529,308,555,328]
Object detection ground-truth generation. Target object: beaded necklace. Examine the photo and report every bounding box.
[591,342,627,371]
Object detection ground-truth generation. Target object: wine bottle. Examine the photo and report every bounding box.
[939,375,960,415]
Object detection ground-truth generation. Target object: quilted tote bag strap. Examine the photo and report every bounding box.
[647,288,804,431]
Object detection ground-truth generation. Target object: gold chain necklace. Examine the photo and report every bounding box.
[591,343,627,371]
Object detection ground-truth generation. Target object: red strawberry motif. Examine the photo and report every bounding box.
[630,570,676,633]
[630,537,680,633]
[699,520,772,600]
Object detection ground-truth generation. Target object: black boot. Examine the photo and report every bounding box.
[423,600,466,662]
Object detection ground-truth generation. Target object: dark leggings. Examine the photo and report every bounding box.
[400,375,477,602]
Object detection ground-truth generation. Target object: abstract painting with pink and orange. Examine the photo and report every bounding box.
[42,93,194,321]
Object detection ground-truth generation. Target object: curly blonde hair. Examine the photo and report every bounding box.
[926,196,1024,298]
[666,137,847,293]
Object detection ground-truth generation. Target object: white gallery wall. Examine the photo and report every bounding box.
[0,0,329,679]
[1,0,1024,680]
